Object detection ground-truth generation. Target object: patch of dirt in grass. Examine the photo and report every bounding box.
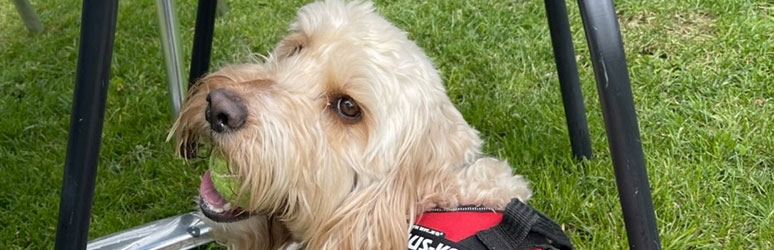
[620,11,716,41]
[620,10,717,61]
[754,99,767,107]
[671,13,716,41]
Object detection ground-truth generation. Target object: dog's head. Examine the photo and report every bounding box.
[171,0,482,248]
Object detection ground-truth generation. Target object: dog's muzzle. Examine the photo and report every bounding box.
[205,88,247,133]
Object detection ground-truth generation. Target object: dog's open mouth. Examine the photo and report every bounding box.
[199,170,252,223]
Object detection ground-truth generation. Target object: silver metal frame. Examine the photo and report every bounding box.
[87,212,214,250]
[156,0,186,116]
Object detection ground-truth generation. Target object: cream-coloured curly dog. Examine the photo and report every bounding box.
[171,1,532,249]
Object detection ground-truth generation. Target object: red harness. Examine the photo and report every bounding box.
[408,200,572,250]
[416,209,503,242]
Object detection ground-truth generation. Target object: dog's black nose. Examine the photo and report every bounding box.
[206,89,247,133]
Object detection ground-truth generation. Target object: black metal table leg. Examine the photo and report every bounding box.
[54,0,119,249]
[544,0,593,161]
[188,0,218,88]
[576,0,662,249]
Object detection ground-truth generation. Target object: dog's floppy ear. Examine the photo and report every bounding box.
[395,101,482,209]
[425,102,482,167]
[393,99,482,176]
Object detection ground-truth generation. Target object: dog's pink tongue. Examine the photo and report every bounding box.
[200,171,228,209]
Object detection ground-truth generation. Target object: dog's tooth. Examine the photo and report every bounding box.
[206,202,224,213]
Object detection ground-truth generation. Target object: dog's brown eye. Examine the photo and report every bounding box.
[336,96,361,121]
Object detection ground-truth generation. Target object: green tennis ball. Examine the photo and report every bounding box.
[209,153,248,207]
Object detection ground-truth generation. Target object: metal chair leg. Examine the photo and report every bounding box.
[156,0,186,116]
[55,0,119,249]
[188,0,218,88]
[576,0,662,249]
[544,0,593,161]
[11,0,44,33]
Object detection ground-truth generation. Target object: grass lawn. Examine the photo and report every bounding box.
[1,0,773,249]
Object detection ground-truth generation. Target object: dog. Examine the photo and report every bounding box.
[171,1,570,249]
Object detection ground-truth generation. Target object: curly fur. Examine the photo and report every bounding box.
[170,1,532,249]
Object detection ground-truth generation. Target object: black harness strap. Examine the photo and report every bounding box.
[476,199,573,250]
